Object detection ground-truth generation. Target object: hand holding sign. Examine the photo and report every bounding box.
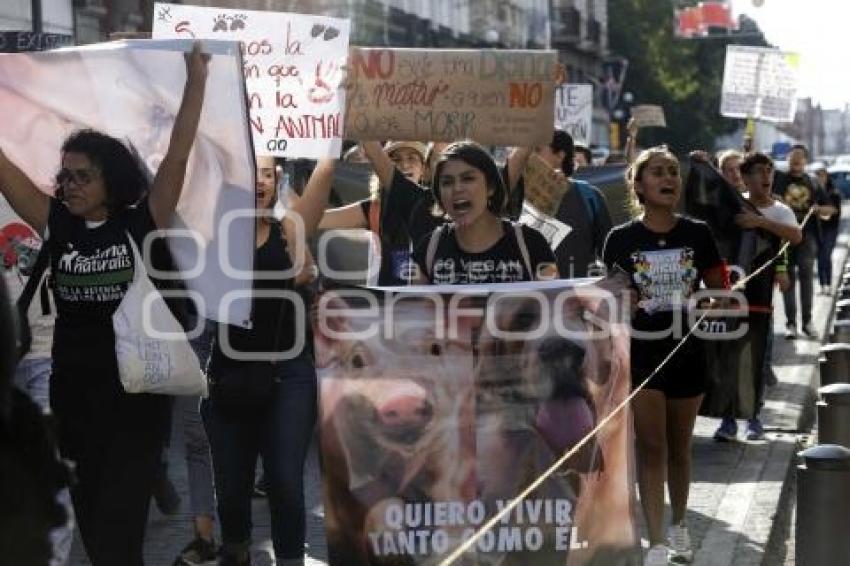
[630,105,666,129]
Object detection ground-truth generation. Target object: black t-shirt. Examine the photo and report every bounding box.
[773,171,826,237]
[211,222,300,366]
[47,198,154,368]
[602,216,723,336]
[383,169,444,259]
[413,221,555,285]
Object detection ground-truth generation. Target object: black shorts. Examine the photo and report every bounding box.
[631,335,708,399]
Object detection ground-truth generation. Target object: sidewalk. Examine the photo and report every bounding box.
[69,224,847,566]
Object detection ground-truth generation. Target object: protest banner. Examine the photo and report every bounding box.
[315,279,638,565]
[720,45,801,123]
[0,39,256,327]
[630,104,666,129]
[521,153,570,217]
[152,2,350,158]
[554,84,593,143]
[345,47,557,145]
[0,31,72,53]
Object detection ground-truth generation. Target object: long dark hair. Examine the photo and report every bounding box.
[431,140,507,216]
[56,130,149,216]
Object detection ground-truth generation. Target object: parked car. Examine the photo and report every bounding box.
[827,164,850,199]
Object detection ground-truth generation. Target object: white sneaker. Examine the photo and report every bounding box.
[667,522,693,563]
[645,544,670,566]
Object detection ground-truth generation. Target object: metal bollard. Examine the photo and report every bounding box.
[830,320,850,344]
[796,445,850,566]
[817,384,850,448]
[837,299,850,320]
[818,344,850,386]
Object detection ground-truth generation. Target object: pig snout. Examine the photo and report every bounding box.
[375,382,434,443]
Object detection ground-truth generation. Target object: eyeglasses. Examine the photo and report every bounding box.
[56,167,98,187]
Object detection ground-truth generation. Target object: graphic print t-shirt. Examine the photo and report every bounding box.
[46,198,154,367]
[602,217,723,334]
[773,171,825,236]
[413,221,555,285]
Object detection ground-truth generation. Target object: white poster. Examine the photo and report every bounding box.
[0,39,256,327]
[554,84,593,143]
[520,202,571,251]
[720,45,801,123]
[153,2,350,158]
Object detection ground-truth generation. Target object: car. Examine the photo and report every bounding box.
[827,164,850,199]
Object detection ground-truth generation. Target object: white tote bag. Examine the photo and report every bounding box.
[113,233,208,397]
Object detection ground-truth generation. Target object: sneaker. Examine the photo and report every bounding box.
[802,322,817,338]
[713,417,738,442]
[645,543,670,566]
[218,549,250,566]
[784,323,798,340]
[746,418,765,441]
[174,536,218,566]
[667,523,693,563]
[152,474,181,516]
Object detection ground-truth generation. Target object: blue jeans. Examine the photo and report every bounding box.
[202,357,317,560]
[818,227,839,286]
[783,236,816,326]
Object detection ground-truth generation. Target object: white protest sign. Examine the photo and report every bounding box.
[152,2,350,158]
[720,45,800,123]
[631,104,666,128]
[520,203,571,251]
[554,84,592,143]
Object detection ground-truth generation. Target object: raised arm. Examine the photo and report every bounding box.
[318,202,368,230]
[289,159,337,238]
[148,42,209,229]
[0,150,50,234]
[361,141,395,189]
[505,146,532,192]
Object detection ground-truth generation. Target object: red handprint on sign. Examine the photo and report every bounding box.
[308,60,341,104]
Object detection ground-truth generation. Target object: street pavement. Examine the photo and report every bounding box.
[69,215,849,566]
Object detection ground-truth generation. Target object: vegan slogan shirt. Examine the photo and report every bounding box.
[46,198,154,367]
[602,216,723,335]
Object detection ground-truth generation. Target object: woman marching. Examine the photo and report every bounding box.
[0,44,209,564]
[203,155,335,566]
[602,147,727,566]
[412,140,556,284]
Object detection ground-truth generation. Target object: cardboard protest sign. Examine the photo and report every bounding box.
[315,279,638,565]
[0,31,72,53]
[630,105,666,128]
[345,48,557,145]
[554,84,593,143]
[0,39,256,327]
[152,2,350,158]
[521,153,570,217]
[720,45,801,123]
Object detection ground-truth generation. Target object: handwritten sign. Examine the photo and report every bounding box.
[630,105,666,128]
[521,153,569,217]
[720,45,800,123]
[345,48,557,145]
[520,203,571,250]
[152,2,350,158]
[0,31,72,53]
[554,84,592,143]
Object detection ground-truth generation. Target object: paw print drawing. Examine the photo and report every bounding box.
[229,14,247,31]
[212,15,228,32]
[310,24,340,41]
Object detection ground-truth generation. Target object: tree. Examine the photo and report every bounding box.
[608,0,770,153]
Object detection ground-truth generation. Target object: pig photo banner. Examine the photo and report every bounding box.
[152,2,350,158]
[314,278,639,565]
[0,39,256,327]
[345,47,558,146]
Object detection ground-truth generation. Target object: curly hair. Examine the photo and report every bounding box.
[56,129,149,216]
[431,140,507,216]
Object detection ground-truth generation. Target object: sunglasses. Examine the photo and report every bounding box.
[56,167,99,187]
